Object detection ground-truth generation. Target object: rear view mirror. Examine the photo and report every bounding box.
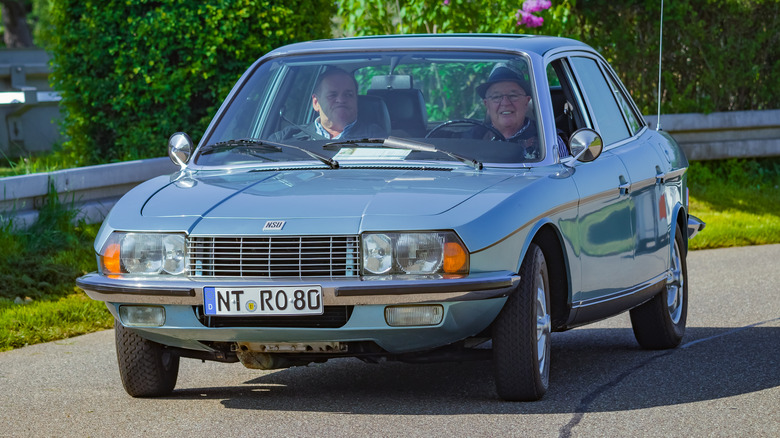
[568,128,603,162]
[168,132,193,169]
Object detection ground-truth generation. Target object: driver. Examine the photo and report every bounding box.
[269,67,386,141]
[473,64,568,159]
[476,64,535,143]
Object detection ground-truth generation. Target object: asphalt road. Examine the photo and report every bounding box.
[1,245,778,437]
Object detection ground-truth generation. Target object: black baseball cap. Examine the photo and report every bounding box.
[476,64,531,98]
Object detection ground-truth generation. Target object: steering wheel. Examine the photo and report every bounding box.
[424,119,506,140]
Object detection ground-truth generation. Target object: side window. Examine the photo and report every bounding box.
[244,65,320,139]
[604,69,643,134]
[280,66,320,125]
[570,56,630,145]
[545,59,587,143]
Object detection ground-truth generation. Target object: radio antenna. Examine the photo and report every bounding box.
[656,0,664,131]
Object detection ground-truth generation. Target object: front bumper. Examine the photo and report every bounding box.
[76,271,519,306]
[687,214,706,239]
[77,272,518,354]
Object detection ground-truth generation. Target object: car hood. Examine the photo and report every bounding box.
[142,168,515,222]
[101,165,558,250]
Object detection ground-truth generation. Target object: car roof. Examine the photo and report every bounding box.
[265,34,594,58]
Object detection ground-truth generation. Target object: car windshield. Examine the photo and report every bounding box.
[197,50,543,167]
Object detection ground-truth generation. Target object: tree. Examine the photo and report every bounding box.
[46,0,335,165]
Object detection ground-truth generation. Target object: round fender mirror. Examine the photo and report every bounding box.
[168,132,193,169]
[568,128,603,163]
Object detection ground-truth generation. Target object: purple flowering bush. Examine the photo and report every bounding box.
[517,0,552,28]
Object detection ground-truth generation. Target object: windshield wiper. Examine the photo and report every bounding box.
[201,138,282,154]
[323,138,386,147]
[383,137,483,170]
[201,138,339,169]
[324,137,483,170]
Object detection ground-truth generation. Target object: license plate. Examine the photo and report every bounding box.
[203,286,323,316]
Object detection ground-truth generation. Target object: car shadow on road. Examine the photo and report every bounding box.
[166,325,779,415]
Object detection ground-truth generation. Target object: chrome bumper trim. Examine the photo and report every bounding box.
[687,214,706,239]
[76,277,195,297]
[76,271,520,306]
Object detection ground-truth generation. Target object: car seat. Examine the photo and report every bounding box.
[367,75,428,137]
[357,94,391,136]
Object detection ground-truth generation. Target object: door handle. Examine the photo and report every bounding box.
[655,165,666,184]
[618,175,630,195]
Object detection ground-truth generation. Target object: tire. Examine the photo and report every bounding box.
[630,223,688,349]
[115,320,179,397]
[492,243,551,401]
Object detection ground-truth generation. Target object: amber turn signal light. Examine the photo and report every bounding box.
[443,241,468,274]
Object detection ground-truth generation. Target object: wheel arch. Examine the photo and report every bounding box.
[671,202,689,255]
[526,222,571,330]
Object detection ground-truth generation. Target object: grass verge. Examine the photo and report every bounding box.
[0,293,113,352]
[689,189,780,249]
[687,158,780,250]
[0,190,108,351]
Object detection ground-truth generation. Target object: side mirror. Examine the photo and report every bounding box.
[568,128,603,163]
[168,132,193,169]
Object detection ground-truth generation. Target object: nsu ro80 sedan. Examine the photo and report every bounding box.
[77,34,705,401]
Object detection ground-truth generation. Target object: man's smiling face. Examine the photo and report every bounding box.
[484,81,532,138]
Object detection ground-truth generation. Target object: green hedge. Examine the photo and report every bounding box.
[338,0,779,115]
[46,0,334,165]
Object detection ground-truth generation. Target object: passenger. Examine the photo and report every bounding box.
[269,67,386,141]
[473,64,568,159]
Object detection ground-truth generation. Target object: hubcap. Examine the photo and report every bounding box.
[667,239,684,324]
[535,271,551,383]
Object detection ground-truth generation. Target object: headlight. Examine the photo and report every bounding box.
[363,234,393,274]
[361,231,469,277]
[100,232,186,276]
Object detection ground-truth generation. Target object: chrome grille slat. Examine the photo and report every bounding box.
[188,236,359,278]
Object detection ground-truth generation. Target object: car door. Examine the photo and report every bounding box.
[594,59,669,281]
[611,133,669,281]
[546,57,636,317]
[565,55,672,322]
[570,151,636,306]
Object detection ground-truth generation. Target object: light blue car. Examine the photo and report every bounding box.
[77,34,705,401]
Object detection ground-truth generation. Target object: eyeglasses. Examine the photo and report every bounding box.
[486,93,527,104]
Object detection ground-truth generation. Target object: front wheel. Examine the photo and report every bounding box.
[115,320,179,397]
[492,243,551,401]
[630,223,688,349]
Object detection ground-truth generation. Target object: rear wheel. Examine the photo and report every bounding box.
[115,320,179,397]
[630,224,688,349]
[492,243,551,401]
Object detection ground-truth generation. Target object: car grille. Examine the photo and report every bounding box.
[188,236,360,278]
[196,305,354,328]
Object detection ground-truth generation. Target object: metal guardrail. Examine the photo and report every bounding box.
[644,109,780,161]
[1,157,178,228]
